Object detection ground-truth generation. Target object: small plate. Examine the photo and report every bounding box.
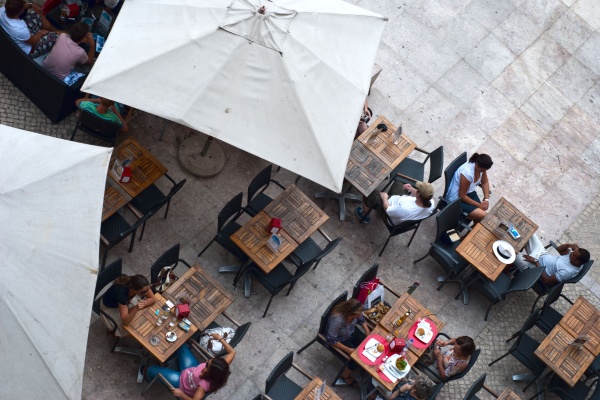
[149,336,160,346]
[166,332,178,342]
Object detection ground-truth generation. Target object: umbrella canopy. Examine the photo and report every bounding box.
[83,0,386,192]
[0,125,112,400]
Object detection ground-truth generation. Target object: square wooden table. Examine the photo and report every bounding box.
[294,377,341,400]
[346,116,416,197]
[456,197,538,281]
[534,296,600,387]
[102,137,167,221]
[497,388,522,399]
[123,293,199,364]
[163,264,235,331]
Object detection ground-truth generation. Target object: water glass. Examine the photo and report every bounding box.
[81,2,88,15]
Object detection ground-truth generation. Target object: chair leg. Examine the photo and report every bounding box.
[138,221,147,242]
[297,338,316,354]
[140,374,160,396]
[484,303,493,321]
[197,238,216,257]
[506,331,520,343]
[101,246,108,270]
[530,294,543,313]
[263,295,274,318]
[379,235,392,257]
[164,200,171,220]
[407,224,420,247]
[128,230,137,253]
[70,128,78,141]
[312,259,322,270]
[488,352,510,366]
[414,250,430,264]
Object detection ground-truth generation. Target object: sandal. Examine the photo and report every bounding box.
[343,376,359,387]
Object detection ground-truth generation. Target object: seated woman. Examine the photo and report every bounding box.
[146,333,235,400]
[433,336,475,380]
[100,274,155,336]
[388,377,433,400]
[325,299,370,387]
[75,96,129,133]
[446,153,493,222]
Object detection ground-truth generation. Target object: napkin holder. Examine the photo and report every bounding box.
[388,337,406,355]
[176,303,190,318]
[269,218,282,234]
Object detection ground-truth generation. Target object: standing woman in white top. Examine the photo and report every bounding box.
[447,153,493,222]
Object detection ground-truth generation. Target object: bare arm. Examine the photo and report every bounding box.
[540,270,559,285]
[331,341,355,355]
[458,175,482,208]
[83,32,95,65]
[212,333,236,365]
[118,303,139,326]
[380,192,390,211]
[480,171,490,210]
[110,105,129,133]
[557,243,576,256]
[362,322,370,336]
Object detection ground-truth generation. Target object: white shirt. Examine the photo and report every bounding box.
[0,7,32,54]
[447,162,481,202]
[539,249,579,283]
[386,195,435,225]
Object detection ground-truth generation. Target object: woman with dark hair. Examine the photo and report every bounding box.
[146,333,235,399]
[100,274,155,336]
[447,153,493,222]
[433,336,475,379]
[325,299,371,386]
[388,377,433,400]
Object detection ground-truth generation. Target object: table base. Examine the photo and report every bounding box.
[314,191,362,221]
[218,265,252,298]
[512,374,544,400]
[113,345,147,383]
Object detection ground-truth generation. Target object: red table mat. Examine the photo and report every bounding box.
[407,318,438,349]
[357,334,388,366]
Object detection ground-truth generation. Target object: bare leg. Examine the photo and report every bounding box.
[467,208,486,222]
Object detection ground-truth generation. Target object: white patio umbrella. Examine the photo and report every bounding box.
[82,0,386,192]
[0,125,112,400]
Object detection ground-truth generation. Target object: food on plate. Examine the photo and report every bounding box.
[396,357,408,371]
[417,327,425,336]
[376,344,385,353]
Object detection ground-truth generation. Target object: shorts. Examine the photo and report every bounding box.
[24,10,58,57]
[461,191,480,214]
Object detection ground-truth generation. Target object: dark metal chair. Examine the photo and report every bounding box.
[297,291,349,385]
[197,192,247,263]
[545,376,599,400]
[128,174,186,241]
[245,164,285,217]
[507,283,565,343]
[437,152,467,210]
[149,243,192,290]
[70,109,122,146]
[288,235,343,270]
[191,312,251,358]
[248,258,315,318]
[461,267,544,321]
[383,145,444,191]
[379,208,438,257]
[489,309,545,392]
[461,373,500,400]
[265,352,312,400]
[414,199,471,303]
[100,211,149,270]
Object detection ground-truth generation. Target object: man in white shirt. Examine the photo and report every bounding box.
[356,181,436,225]
[513,234,590,285]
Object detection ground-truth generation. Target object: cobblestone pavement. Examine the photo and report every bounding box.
[2,0,600,399]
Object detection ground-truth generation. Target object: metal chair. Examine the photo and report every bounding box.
[191,312,251,358]
[245,164,285,217]
[351,263,402,321]
[414,199,471,303]
[70,109,122,146]
[128,174,186,241]
[507,284,565,343]
[149,243,192,290]
[437,152,467,210]
[379,208,437,257]
[489,309,545,392]
[462,373,499,400]
[265,352,312,400]
[545,376,599,400]
[383,145,444,191]
[100,211,149,270]
[197,192,247,263]
[297,291,349,385]
[288,235,343,270]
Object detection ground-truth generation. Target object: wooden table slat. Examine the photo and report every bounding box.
[357,116,416,169]
[560,296,600,354]
[481,198,539,251]
[497,388,522,400]
[294,377,341,400]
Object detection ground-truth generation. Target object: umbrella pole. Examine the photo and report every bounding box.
[178,132,226,177]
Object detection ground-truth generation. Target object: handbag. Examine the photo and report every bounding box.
[198,327,235,356]
[365,283,385,309]
[356,278,380,304]
[153,265,177,293]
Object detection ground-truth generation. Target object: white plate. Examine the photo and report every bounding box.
[415,321,434,343]
[362,338,383,361]
[166,332,178,342]
[384,354,410,381]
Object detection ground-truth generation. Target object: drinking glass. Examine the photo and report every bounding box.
[81,2,88,15]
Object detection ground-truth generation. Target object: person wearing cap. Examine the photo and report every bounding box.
[356,181,435,224]
[512,235,591,285]
[447,153,493,222]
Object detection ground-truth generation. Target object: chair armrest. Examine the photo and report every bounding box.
[394,173,417,184]
[164,173,177,185]
[380,280,402,299]
[413,361,443,381]
[271,179,286,190]
[316,228,332,242]
[127,203,144,218]
[291,362,314,380]
[430,243,462,266]
[559,294,574,305]
[482,385,498,397]
[317,333,350,360]
[413,147,430,155]
[156,373,175,390]
[545,240,559,250]
[221,311,241,327]
[188,340,213,361]
[178,258,192,268]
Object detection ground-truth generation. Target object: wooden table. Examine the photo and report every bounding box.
[163,264,235,331]
[231,185,328,274]
[534,296,600,387]
[123,293,199,363]
[294,377,341,400]
[497,388,522,399]
[102,137,167,221]
[456,197,538,281]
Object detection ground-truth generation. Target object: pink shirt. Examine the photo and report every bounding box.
[179,363,211,397]
[43,33,88,79]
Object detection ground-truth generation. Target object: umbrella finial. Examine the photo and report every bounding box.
[258,5,266,14]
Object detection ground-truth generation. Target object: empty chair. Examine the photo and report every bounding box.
[414,199,471,303]
[70,109,122,146]
[489,309,545,392]
[100,211,148,270]
[379,208,437,257]
[462,374,493,400]
[288,235,342,270]
[197,192,247,264]
[297,292,349,385]
[128,174,186,241]
[461,267,544,321]
[383,145,444,191]
[245,164,286,217]
[149,243,192,290]
[248,258,315,318]
[545,375,599,400]
[265,352,312,400]
[438,152,467,210]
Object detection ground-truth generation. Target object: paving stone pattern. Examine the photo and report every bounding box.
[1,0,600,398]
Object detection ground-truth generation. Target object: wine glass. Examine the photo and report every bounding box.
[81,2,88,15]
